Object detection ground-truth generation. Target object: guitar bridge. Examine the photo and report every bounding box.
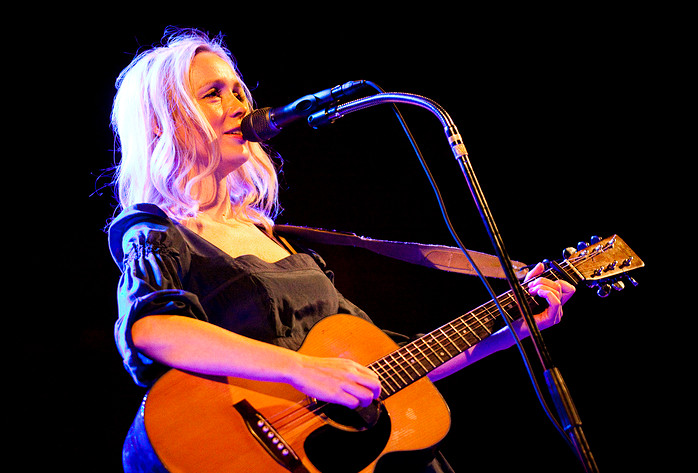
[233,399,309,473]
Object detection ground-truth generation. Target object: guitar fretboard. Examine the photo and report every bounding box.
[369,264,576,399]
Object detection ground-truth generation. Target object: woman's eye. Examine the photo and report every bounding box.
[204,88,221,99]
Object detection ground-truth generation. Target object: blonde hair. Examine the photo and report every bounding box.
[111,28,279,229]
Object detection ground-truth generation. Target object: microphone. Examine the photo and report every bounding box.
[241,80,366,142]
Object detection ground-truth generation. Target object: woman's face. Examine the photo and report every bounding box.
[190,51,251,176]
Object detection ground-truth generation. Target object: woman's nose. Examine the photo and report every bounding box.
[227,96,247,118]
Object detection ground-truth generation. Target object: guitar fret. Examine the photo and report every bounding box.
[386,353,409,385]
[427,333,447,363]
[459,314,483,341]
[470,309,492,334]
[411,338,441,374]
[403,344,429,374]
[395,350,419,380]
[382,359,403,391]
[413,338,441,369]
[432,330,451,359]
[438,327,459,353]
[448,320,473,348]
[411,340,437,369]
[372,359,399,395]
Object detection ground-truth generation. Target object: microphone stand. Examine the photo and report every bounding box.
[310,93,599,472]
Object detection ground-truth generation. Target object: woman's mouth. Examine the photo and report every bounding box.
[224,129,244,140]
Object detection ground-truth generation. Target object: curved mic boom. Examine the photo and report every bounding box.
[241,80,366,142]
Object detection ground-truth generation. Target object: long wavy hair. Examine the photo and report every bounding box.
[111,28,280,230]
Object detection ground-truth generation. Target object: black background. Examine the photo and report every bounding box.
[25,6,678,472]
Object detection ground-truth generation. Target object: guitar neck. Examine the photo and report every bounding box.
[370,264,575,399]
[368,234,643,399]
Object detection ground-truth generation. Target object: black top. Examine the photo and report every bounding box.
[108,203,371,387]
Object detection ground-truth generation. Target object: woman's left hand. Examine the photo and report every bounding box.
[428,261,577,382]
[523,262,576,331]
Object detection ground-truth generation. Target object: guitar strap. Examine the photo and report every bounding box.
[274,224,529,280]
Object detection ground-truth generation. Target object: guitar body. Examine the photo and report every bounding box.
[128,314,451,473]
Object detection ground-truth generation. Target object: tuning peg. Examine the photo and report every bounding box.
[596,284,612,298]
[612,281,625,291]
[562,247,577,259]
[590,235,602,245]
[624,275,639,287]
[577,241,589,251]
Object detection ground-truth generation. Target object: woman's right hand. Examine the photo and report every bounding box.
[289,354,382,409]
[131,315,381,409]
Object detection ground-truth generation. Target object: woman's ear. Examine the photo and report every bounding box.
[152,118,162,137]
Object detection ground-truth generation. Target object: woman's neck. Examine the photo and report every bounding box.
[197,174,235,223]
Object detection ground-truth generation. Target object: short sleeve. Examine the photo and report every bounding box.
[109,204,209,387]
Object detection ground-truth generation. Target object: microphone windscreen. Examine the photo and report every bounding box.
[241,107,278,142]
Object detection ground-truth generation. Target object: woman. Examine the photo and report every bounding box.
[109,28,575,472]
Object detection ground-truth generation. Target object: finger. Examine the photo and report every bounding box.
[524,262,545,283]
[351,368,382,398]
[339,361,381,397]
[544,288,565,321]
[536,288,562,307]
[333,391,362,409]
[559,281,576,304]
[531,276,560,289]
[536,280,574,305]
[529,282,563,318]
[528,278,560,298]
[342,383,378,408]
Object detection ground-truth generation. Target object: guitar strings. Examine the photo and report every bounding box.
[260,292,516,439]
[268,301,509,437]
[266,297,503,433]
[266,279,551,436]
[262,307,502,441]
[258,250,598,442]
[263,279,543,435]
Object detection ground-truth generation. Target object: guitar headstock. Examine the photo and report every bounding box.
[565,235,644,297]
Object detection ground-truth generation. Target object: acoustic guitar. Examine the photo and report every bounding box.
[123,235,643,472]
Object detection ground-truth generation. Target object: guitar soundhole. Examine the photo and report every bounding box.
[305,400,391,472]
